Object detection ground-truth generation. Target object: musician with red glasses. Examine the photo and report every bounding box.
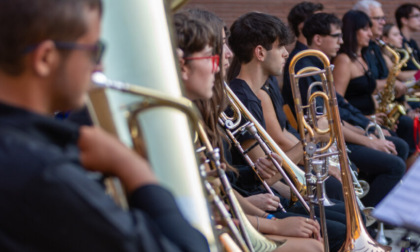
[175,13,220,101]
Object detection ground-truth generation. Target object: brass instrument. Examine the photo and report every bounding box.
[220,83,310,213]
[197,122,287,252]
[308,80,370,200]
[404,43,420,70]
[90,0,224,250]
[90,72,285,252]
[289,49,391,252]
[376,39,409,129]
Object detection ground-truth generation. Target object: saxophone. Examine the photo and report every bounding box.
[376,39,410,129]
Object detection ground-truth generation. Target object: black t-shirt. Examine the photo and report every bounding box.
[282,41,309,114]
[364,40,389,80]
[262,76,300,139]
[228,78,266,167]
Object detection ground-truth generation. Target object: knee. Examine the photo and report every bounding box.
[387,157,406,178]
[392,137,409,160]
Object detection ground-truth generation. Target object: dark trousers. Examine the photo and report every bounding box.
[271,199,346,252]
[396,115,416,155]
[347,135,407,207]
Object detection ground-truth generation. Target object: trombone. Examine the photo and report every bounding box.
[289,49,391,252]
[219,83,310,213]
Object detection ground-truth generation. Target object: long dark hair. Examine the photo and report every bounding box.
[181,8,236,173]
[339,10,372,61]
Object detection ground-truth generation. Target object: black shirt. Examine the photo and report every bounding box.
[227,78,269,187]
[0,102,208,252]
[364,40,389,80]
[262,76,300,139]
[282,41,309,112]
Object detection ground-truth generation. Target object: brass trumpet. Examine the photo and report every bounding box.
[289,49,391,252]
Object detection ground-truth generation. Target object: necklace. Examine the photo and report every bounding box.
[353,53,368,73]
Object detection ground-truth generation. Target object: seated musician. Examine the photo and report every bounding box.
[395,3,420,74]
[174,10,324,252]
[282,1,324,110]
[225,11,347,252]
[352,0,418,167]
[381,23,418,83]
[380,23,420,120]
[0,0,210,251]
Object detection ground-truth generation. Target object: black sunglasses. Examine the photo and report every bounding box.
[24,40,105,64]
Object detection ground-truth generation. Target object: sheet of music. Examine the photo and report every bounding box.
[373,158,420,234]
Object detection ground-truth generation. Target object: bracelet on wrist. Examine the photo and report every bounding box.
[266,214,275,219]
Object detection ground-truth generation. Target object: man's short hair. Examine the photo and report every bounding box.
[0,0,102,76]
[395,3,420,29]
[352,0,382,15]
[173,12,216,58]
[302,13,342,46]
[229,12,292,64]
[287,1,324,38]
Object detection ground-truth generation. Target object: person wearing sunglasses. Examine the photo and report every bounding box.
[0,0,210,251]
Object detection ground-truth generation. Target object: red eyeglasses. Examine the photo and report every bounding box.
[183,54,220,73]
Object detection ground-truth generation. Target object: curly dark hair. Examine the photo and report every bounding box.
[287,1,324,38]
[229,12,292,64]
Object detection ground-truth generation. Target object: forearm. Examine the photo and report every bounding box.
[343,121,365,135]
[342,124,370,147]
[234,190,267,217]
[270,181,291,200]
[375,79,387,91]
[397,70,417,82]
[283,135,304,165]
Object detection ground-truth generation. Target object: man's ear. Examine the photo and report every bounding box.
[31,40,60,77]
[180,58,189,82]
[313,34,323,47]
[401,17,409,27]
[254,45,266,61]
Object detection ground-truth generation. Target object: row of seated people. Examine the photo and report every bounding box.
[3,0,418,251]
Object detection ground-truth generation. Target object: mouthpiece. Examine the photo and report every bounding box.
[91,72,108,86]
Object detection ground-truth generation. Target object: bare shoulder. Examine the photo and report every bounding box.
[256,89,271,103]
[333,53,351,65]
